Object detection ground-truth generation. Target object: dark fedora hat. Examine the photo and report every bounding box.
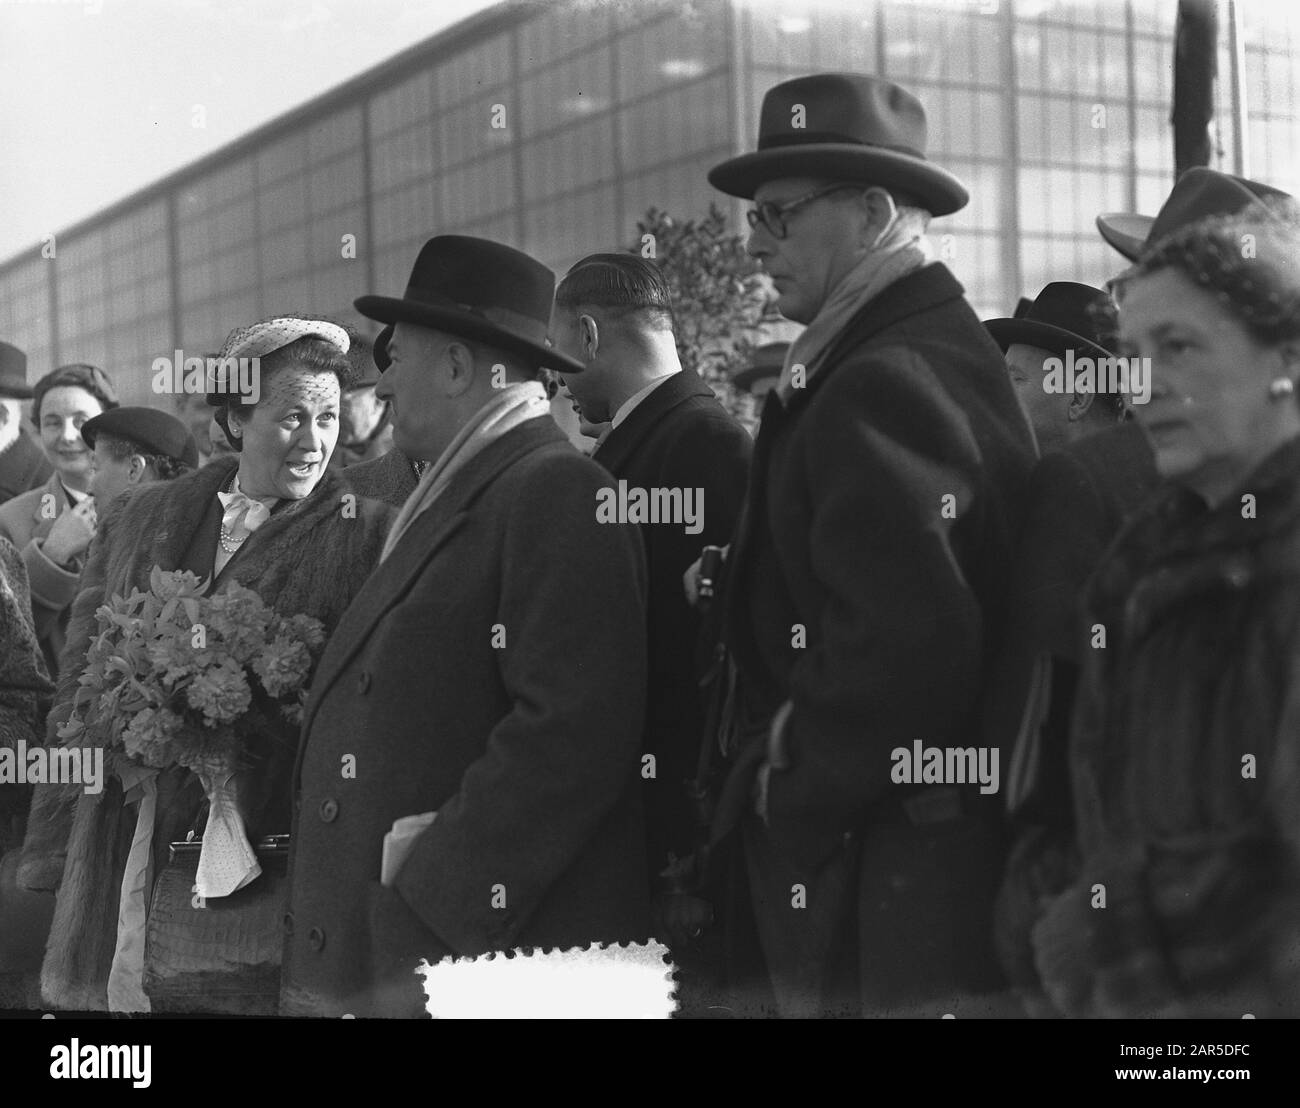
[730,341,789,394]
[984,282,1116,361]
[0,340,31,399]
[1097,167,1292,261]
[708,73,968,216]
[81,406,200,470]
[355,235,582,374]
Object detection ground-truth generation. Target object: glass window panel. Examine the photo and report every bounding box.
[309,152,364,214]
[437,35,512,106]
[618,76,730,173]
[1132,36,1165,103]
[260,228,308,281]
[257,134,307,185]
[519,46,613,139]
[519,2,611,71]
[813,6,877,72]
[617,10,726,100]
[259,175,308,230]
[308,107,363,164]
[746,7,816,70]
[369,71,433,138]
[212,197,257,248]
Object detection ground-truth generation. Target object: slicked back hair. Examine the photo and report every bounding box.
[555,253,675,332]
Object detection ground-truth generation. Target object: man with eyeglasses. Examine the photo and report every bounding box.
[696,74,1036,1017]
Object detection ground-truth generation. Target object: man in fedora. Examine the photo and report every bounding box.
[986,282,1130,457]
[701,73,1036,1017]
[281,236,651,1017]
[1097,165,1292,262]
[341,324,424,508]
[0,342,52,506]
[81,406,199,507]
[982,287,1159,1008]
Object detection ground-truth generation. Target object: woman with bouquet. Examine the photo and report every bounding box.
[20,316,394,1012]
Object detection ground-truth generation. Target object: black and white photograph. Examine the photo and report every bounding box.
[0,0,1298,1072]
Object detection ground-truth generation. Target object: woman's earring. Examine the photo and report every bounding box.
[1268,377,1295,401]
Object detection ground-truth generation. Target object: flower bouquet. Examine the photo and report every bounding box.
[58,567,325,900]
[59,566,324,777]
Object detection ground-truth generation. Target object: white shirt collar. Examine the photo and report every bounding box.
[610,371,679,431]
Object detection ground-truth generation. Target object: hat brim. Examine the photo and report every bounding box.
[707,144,969,216]
[353,296,584,375]
[985,318,1114,362]
[1096,213,1154,262]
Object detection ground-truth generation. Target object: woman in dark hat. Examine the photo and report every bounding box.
[20,316,395,1013]
[1024,197,1300,1017]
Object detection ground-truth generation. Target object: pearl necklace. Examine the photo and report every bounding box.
[219,524,249,553]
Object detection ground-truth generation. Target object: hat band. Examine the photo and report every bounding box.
[757,130,925,159]
[403,286,548,346]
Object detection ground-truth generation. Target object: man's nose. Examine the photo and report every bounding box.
[746,225,772,259]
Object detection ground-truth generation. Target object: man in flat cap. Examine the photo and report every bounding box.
[282,236,651,1017]
[700,73,1036,1016]
[0,342,52,507]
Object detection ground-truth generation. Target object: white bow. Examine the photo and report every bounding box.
[216,477,275,543]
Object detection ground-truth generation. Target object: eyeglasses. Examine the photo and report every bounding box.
[746,183,863,239]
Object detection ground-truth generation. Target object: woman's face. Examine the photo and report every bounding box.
[1118,266,1299,497]
[227,366,339,500]
[38,385,104,485]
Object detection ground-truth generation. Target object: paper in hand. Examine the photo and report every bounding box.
[381,811,437,887]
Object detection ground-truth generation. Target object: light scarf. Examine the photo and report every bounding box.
[214,473,279,576]
[777,217,936,402]
[380,380,551,562]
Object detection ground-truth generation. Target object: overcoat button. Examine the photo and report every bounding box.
[283,912,294,936]
[320,798,339,823]
[357,671,371,694]
[308,926,326,952]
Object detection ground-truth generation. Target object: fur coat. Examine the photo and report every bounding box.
[1029,435,1300,1017]
[1,536,52,835]
[18,455,393,1011]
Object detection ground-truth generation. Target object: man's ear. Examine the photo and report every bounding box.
[860,186,899,249]
[1067,390,1096,422]
[127,454,149,486]
[579,314,600,361]
[443,341,478,397]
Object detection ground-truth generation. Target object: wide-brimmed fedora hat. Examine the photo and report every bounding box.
[355,235,582,374]
[984,282,1116,361]
[81,406,200,469]
[1097,167,1292,261]
[0,341,31,399]
[708,73,968,216]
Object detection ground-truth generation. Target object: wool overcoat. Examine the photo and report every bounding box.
[17,455,393,1011]
[591,370,751,887]
[0,433,52,507]
[281,416,651,1018]
[717,262,1038,1016]
[0,472,83,677]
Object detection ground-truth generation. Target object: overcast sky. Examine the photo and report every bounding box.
[0,0,496,261]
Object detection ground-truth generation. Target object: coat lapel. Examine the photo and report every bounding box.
[301,417,569,733]
[593,370,717,474]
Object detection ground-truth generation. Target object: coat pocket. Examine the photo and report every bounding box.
[365,879,451,1018]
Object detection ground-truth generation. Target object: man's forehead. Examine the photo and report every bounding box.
[755,177,818,201]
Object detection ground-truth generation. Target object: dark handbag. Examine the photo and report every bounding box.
[142,834,289,1015]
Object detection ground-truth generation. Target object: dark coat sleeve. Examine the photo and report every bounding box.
[1,538,53,824]
[394,455,649,953]
[16,497,125,889]
[766,343,988,868]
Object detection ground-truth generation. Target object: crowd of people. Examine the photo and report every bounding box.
[1,70,1299,1018]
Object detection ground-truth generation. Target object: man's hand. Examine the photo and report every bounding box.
[42,498,97,568]
[682,543,729,608]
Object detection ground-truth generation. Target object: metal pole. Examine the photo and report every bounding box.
[1227,0,1249,177]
